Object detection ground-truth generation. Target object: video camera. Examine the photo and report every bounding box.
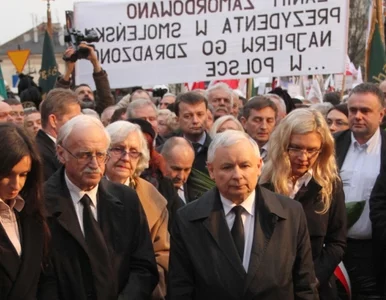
[63,28,100,62]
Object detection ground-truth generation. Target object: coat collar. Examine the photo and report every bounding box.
[188,186,287,222]
[188,186,287,285]
[36,129,56,152]
[45,167,125,257]
[6,211,44,299]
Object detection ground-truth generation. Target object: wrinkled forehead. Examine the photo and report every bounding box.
[0,103,12,113]
[10,104,24,111]
[75,85,92,94]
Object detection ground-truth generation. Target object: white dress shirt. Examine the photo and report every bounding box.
[65,172,99,235]
[177,185,186,204]
[340,128,382,239]
[288,170,313,199]
[45,131,57,144]
[0,196,24,256]
[220,190,256,272]
[184,132,207,153]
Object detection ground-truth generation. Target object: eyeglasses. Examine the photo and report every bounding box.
[109,147,142,159]
[287,147,321,158]
[60,145,108,164]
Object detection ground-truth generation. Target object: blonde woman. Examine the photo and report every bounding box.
[260,108,346,300]
[209,115,244,138]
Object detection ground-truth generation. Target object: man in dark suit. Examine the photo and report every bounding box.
[161,137,195,204]
[37,88,81,181]
[168,130,318,300]
[334,83,386,298]
[240,96,278,162]
[39,115,158,300]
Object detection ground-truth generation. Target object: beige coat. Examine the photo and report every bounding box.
[135,177,170,300]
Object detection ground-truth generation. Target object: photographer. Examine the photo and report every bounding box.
[55,43,114,115]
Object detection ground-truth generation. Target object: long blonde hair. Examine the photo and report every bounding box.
[260,108,339,214]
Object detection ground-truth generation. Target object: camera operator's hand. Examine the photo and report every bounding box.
[63,47,76,81]
[79,43,102,73]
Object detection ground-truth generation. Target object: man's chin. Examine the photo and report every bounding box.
[81,100,96,109]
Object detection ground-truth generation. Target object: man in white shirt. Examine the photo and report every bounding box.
[41,115,158,300]
[335,82,386,299]
[168,130,318,299]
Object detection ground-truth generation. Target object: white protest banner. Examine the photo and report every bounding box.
[74,0,350,89]
[334,74,353,91]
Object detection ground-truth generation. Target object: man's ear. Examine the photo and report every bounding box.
[56,145,66,164]
[48,114,57,131]
[240,116,246,128]
[207,162,215,181]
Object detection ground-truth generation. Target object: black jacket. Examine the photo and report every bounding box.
[262,179,346,299]
[0,209,45,300]
[35,130,62,181]
[168,186,318,300]
[38,168,158,300]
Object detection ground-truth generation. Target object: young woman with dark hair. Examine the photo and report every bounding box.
[0,123,50,299]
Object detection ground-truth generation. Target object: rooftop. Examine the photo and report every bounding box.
[0,22,66,56]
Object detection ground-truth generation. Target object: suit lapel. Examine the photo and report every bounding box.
[45,168,89,256]
[335,130,352,169]
[0,222,21,282]
[97,179,125,256]
[244,187,285,292]
[380,130,386,170]
[37,130,56,155]
[7,212,44,299]
[202,190,246,278]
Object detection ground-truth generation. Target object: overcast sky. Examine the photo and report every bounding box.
[0,0,83,45]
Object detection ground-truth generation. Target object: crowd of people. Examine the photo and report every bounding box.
[1,44,386,300]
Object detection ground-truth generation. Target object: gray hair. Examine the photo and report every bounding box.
[310,102,334,119]
[127,98,157,118]
[162,93,176,99]
[158,109,173,117]
[207,130,260,163]
[209,115,244,138]
[82,108,100,120]
[57,114,110,147]
[105,121,150,177]
[116,93,131,109]
[206,82,233,106]
[264,94,286,115]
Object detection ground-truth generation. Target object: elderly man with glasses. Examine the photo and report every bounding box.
[40,115,158,300]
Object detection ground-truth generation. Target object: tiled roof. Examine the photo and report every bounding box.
[0,23,66,56]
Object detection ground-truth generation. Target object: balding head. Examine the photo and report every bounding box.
[161,137,195,188]
[0,102,14,123]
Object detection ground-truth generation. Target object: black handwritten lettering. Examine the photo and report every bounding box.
[155,45,165,60]
[178,43,187,58]
[222,18,232,34]
[196,20,208,36]
[290,55,302,71]
[123,47,131,62]
[244,0,255,10]
[293,11,304,27]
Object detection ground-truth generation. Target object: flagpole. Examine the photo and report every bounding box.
[44,0,54,37]
[246,78,253,100]
[340,73,346,99]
